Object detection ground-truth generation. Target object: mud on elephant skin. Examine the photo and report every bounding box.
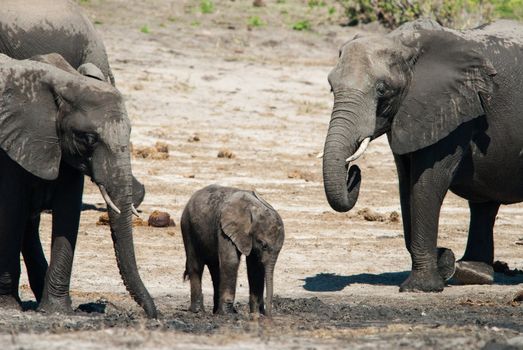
[322,18,523,292]
[181,185,285,317]
[0,53,156,318]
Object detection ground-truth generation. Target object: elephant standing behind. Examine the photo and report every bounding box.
[0,1,155,317]
[322,19,523,292]
[0,0,114,84]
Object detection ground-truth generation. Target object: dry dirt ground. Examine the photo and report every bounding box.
[1,1,523,349]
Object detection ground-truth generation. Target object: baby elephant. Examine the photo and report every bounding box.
[181,185,284,317]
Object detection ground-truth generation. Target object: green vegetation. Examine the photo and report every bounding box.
[292,19,312,30]
[336,0,523,29]
[247,15,265,28]
[200,0,215,14]
[140,25,150,34]
[493,0,523,19]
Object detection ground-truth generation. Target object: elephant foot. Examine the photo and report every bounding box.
[189,298,204,313]
[249,301,265,315]
[215,301,237,315]
[37,294,73,315]
[453,261,494,285]
[437,247,456,281]
[399,269,445,293]
[0,294,22,311]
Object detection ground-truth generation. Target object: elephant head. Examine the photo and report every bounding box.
[220,191,285,317]
[0,53,156,317]
[323,20,496,212]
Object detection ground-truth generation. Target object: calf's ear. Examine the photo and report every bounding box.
[220,192,254,256]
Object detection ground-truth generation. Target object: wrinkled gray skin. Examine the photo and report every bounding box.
[0,0,147,310]
[323,19,523,292]
[181,185,284,317]
[0,53,156,318]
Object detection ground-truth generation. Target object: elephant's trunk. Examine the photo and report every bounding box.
[322,91,374,212]
[103,158,157,318]
[264,258,276,317]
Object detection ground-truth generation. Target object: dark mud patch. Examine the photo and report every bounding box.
[2,295,523,337]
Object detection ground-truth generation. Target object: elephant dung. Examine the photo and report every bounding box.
[133,142,169,160]
[357,208,387,222]
[97,213,149,227]
[148,210,176,227]
[187,134,200,142]
[287,169,316,182]
[217,149,235,159]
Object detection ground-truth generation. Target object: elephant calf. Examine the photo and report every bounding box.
[181,185,284,317]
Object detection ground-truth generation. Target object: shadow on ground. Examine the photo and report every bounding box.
[303,271,523,292]
[302,271,409,292]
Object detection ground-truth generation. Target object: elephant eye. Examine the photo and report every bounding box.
[75,132,98,148]
[376,82,388,97]
[257,239,269,251]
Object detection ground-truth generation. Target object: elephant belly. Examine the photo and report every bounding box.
[451,148,523,204]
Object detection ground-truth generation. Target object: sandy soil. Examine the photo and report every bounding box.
[1,1,523,349]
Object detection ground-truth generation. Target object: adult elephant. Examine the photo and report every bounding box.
[322,19,523,292]
[0,53,157,318]
[0,0,147,306]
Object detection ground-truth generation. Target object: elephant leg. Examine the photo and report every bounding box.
[399,142,465,293]
[207,262,220,314]
[22,214,48,303]
[246,254,265,315]
[453,201,499,285]
[395,153,455,281]
[216,241,240,314]
[0,154,32,310]
[394,154,412,252]
[38,165,83,314]
[181,212,205,312]
[208,263,220,314]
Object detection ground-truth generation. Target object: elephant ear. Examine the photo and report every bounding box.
[220,192,255,256]
[77,63,106,82]
[390,30,496,155]
[30,53,78,75]
[252,191,275,211]
[0,55,63,180]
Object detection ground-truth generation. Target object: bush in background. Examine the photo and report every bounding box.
[336,0,522,28]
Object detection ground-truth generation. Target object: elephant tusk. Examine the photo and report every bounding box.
[346,137,371,163]
[131,204,140,217]
[316,151,324,159]
[99,185,121,214]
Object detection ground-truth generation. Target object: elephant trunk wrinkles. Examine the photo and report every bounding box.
[107,160,157,318]
[323,95,372,212]
[265,258,276,317]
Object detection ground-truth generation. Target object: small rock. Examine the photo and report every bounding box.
[253,0,265,7]
[148,210,176,227]
[217,149,235,159]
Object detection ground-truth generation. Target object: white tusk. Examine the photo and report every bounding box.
[99,185,121,214]
[131,205,140,217]
[346,137,371,163]
[316,151,324,159]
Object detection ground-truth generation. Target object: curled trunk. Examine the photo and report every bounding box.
[323,91,375,212]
